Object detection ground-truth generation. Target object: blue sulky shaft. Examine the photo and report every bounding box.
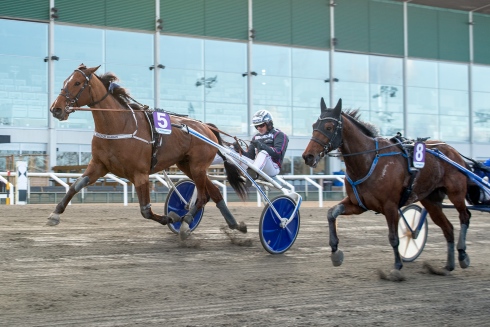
[426,149,490,192]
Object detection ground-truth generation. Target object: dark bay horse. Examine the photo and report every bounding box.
[303,98,471,279]
[48,64,248,239]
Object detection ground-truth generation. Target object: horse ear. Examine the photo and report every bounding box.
[85,65,101,76]
[320,97,327,113]
[333,98,342,116]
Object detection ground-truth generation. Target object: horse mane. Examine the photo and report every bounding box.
[342,109,380,137]
[98,72,132,107]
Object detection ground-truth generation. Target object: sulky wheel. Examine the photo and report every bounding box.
[398,204,428,262]
[259,195,300,254]
[165,180,204,234]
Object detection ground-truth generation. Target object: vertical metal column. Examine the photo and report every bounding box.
[329,0,335,108]
[328,0,341,174]
[47,0,57,171]
[154,0,161,109]
[402,1,410,137]
[468,11,474,158]
[247,0,254,135]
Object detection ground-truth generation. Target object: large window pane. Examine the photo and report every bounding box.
[473,92,490,143]
[292,48,328,79]
[369,55,403,85]
[55,25,103,63]
[0,19,48,128]
[253,75,291,107]
[106,30,153,66]
[205,40,246,73]
[0,19,47,57]
[161,35,203,71]
[205,103,248,135]
[406,114,439,140]
[473,65,490,93]
[253,44,291,77]
[407,59,437,88]
[439,62,468,91]
[335,52,369,83]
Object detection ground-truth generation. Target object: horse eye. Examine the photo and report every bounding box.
[75,81,81,86]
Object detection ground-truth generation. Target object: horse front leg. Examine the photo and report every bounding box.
[327,198,364,266]
[47,164,106,226]
[135,178,171,226]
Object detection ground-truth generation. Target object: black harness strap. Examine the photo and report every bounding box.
[390,134,418,208]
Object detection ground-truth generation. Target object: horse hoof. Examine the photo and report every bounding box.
[378,269,406,282]
[46,213,60,226]
[167,211,182,223]
[331,249,344,267]
[179,223,191,241]
[389,269,406,282]
[235,221,247,233]
[423,262,450,275]
[459,254,470,269]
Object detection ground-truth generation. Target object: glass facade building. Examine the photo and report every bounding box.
[1,0,490,174]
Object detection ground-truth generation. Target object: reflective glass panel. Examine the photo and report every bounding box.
[253,75,291,107]
[205,40,246,73]
[160,68,204,103]
[439,89,468,116]
[406,113,439,140]
[472,65,490,93]
[439,62,468,91]
[204,71,246,104]
[55,25,103,63]
[205,103,248,135]
[369,55,402,86]
[335,52,369,83]
[106,30,153,65]
[473,91,490,143]
[0,19,47,57]
[406,87,438,114]
[334,82,369,111]
[292,48,328,79]
[292,78,329,109]
[406,59,437,88]
[0,57,48,128]
[253,44,291,77]
[161,36,203,71]
[440,116,469,142]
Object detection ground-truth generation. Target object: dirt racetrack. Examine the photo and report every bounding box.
[1,202,490,327]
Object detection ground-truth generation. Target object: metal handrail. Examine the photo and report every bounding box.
[0,172,345,207]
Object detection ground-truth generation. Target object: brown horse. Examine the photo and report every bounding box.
[48,64,248,239]
[303,98,471,279]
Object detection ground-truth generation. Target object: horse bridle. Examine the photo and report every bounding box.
[310,115,343,155]
[53,69,110,115]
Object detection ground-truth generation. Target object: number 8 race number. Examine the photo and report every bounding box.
[413,142,426,168]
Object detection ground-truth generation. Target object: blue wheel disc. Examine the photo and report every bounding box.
[165,180,204,234]
[259,196,300,254]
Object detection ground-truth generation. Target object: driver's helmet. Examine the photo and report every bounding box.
[251,110,273,126]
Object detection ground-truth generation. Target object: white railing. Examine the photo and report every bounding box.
[0,171,345,207]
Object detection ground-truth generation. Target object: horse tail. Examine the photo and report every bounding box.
[205,123,248,201]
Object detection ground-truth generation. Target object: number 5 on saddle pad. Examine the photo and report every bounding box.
[153,112,172,134]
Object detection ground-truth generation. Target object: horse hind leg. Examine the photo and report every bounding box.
[47,175,91,226]
[450,199,471,269]
[206,177,247,233]
[420,198,455,272]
